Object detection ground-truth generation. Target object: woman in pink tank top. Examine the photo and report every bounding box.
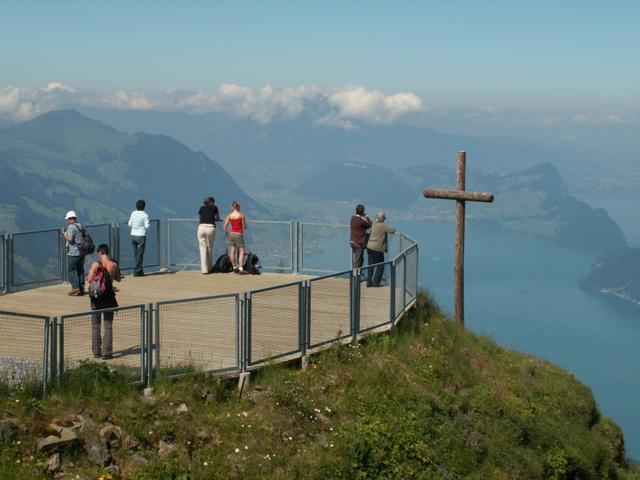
[223,201,247,273]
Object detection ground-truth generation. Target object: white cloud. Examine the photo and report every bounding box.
[0,82,421,127]
[102,91,153,110]
[327,86,423,123]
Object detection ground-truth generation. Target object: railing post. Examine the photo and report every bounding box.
[50,317,58,387]
[146,303,154,387]
[390,259,396,325]
[154,303,161,376]
[57,230,64,286]
[294,222,301,274]
[299,281,310,359]
[42,317,50,397]
[112,222,120,264]
[167,220,173,268]
[351,269,360,344]
[58,317,65,385]
[2,234,10,293]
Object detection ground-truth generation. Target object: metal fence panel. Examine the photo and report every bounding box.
[394,255,406,319]
[308,271,352,348]
[167,219,228,270]
[0,236,5,292]
[405,245,418,305]
[60,305,146,383]
[81,223,112,273]
[300,223,350,274]
[156,295,239,376]
[359,263,392,332]
[0,312,49,389]
[117,220,161,271]
[11,229,62,289]
[243,221,293,273]
[248,283,301,365]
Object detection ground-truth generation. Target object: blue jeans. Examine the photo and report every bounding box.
[67,255,85,290]
[132,236,146,275]
[366,250,385,286]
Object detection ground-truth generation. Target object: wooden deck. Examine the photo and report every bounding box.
[0,271,396,376]
[0,271,313,316]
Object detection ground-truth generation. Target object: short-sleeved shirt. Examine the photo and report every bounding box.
[66,223,83,256]
[199,205,220,225]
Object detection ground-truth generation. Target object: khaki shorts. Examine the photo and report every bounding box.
[228,232,245,248]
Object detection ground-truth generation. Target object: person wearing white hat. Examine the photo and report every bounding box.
[64,210,85,296]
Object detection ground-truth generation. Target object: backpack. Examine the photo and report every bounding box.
[213,253,233,273]
[88,264,112,299]
[76,224,95,256]
[243,252,261,275]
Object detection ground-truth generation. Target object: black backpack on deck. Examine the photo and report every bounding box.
[213,253,233,273]
[243,252,261,275]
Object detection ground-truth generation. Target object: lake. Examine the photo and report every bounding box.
[396,212,640,460]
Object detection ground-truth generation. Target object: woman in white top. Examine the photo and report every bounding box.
[128,199,150,277]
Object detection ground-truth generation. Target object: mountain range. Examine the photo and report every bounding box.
[0,109,629,256]
[0,110,261,232]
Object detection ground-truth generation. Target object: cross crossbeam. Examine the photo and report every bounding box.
[422,151,494,326]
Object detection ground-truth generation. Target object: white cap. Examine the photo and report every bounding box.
[65,210,77,220]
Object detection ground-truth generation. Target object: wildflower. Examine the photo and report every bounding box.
[234,448,240,453]
[203,461,209,466]
[244,445,248,450]
[325,407,331,413]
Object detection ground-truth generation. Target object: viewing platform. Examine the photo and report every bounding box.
[0,219,418,395]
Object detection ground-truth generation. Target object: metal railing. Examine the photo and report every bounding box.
[0,220,419,394]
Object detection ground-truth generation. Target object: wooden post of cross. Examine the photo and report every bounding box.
[423,151,494,326]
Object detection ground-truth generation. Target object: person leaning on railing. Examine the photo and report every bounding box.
[64,210,86,296]
[366,212,396,287]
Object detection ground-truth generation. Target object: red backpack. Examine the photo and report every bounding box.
[88,264,111,299]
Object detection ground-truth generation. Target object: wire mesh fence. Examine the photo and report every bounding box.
[80,223,113,274]
[11,228,62,289]
[394,254,406,319]
[0,236,5,292]
[0,220,420,393]
[300,223,350,274]
[0,312,49,392]
[155,294,239,377]
[405,245,418,306]
[308,270,352,348]
[243,221,293,273]
[359,263,393,332]
[248,283,301,365]
[60,305,146,384]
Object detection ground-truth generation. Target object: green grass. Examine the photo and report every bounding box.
[1,292,638,479]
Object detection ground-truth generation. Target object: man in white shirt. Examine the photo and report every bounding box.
[127,199,150,277]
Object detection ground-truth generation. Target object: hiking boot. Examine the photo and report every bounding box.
[68,288,82,296]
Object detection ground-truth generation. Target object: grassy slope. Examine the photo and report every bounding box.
[1,294,638,479]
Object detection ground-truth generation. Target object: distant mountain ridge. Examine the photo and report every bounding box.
[294,160,627,254]
[0,110,263,233]
[580,248,640,306]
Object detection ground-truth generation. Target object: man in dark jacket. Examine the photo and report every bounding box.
[350,204,372,269]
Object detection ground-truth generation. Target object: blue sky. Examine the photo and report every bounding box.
[1,1,639,131]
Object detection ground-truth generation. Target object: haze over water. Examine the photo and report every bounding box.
[398,192,640,460]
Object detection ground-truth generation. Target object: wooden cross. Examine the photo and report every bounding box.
[423,151,494,326]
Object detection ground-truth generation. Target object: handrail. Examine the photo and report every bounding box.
[0,218,419,395]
